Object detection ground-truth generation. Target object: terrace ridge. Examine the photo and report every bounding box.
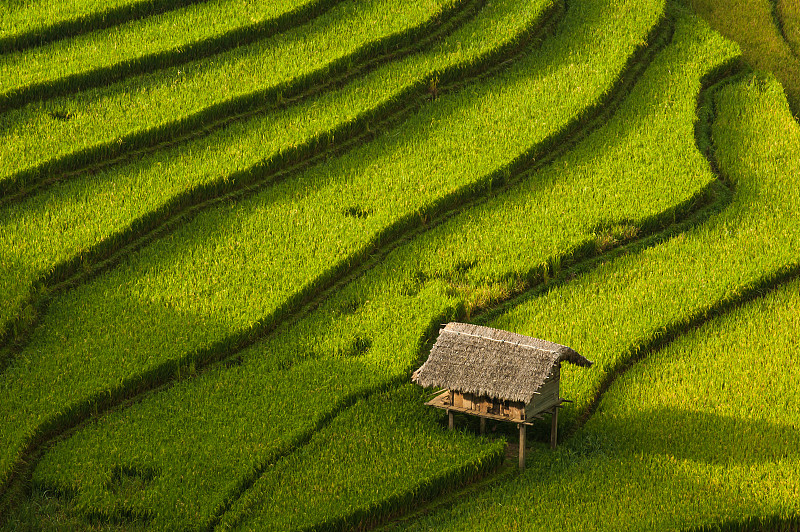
[0,0,347,111]
[0,0,512,361]
[0,0,209,53]
[0,0,476,204]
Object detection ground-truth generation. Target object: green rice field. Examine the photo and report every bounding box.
[1,0,798,529]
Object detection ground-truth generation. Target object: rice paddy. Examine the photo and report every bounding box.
[1,0,798,529]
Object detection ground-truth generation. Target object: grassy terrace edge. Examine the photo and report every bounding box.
[215,389,504,531]
[207,360,505,530]
[690,0,800,118]
[689,512,800,532]
[394,253,800,532]
[1,2,795,530]
[779,0,800,60]
[0,0,559,365]
[10,178,726,528]
[573,67,800,532]
[0,0,206,53]
[0,0,472,201]
[0,0,348,112]
[0,1,666,508]
[10,8,713,527]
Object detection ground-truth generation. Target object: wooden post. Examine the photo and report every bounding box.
[550,406,558,449]
[448,390,454,431]
[480,417,486,435]
[519,423,526,470]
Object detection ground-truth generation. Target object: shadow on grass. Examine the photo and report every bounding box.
[575,407,800,466]
[402,406,800,530]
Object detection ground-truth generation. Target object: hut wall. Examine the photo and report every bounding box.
[452,392,525,421]
[453,391,474,409]
[463,392,474,409]
[526,370,560,418]
[477,397,489,414]
[502,401,525,421]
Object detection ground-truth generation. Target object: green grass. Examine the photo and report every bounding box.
[0,0,340,105]
[470,69,800,435]
[3,0,798,529]
[1,0,150,35]
[690,0,800,116]
[22,8,735,528]
[0,0,664,513]
[0,0,490,343]
[31,385,504,530]
[0,0,201,51]
[0,0,551,363]
[0,0,458,186]
[0,0,664,496]
[777,0,800,59]
[379,64,800,531]
[219,386,504,532]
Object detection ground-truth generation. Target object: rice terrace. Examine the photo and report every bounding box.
[0,0,799,528]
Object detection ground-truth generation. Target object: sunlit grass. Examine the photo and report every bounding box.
[0,0,180,44]
[482,72,800,430]
[0,0,332,97]
[0,0,660,497]
[4,0,798,528]
[0,0,455,184]
[0,0,479,333]
[24,7,735,528]
[221,385,505,531]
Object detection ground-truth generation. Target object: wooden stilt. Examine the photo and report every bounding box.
[519,423,526,469]
[448,410,454,431]
[550,406,559,449]
[480,417,486,435]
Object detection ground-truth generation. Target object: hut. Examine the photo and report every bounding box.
[412,322,593,469]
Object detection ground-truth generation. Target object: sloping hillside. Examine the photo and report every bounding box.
[1,0,798,529]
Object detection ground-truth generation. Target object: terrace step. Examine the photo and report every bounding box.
[1,0,207,52]
[0,0,344,110]
[0,0,465,195]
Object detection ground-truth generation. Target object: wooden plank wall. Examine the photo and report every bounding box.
[526,369,560,418]
[453,391,525,421]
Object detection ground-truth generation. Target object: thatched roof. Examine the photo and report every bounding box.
[412,322,592,403]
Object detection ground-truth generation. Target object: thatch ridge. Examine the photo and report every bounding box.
[412,322,592,403]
